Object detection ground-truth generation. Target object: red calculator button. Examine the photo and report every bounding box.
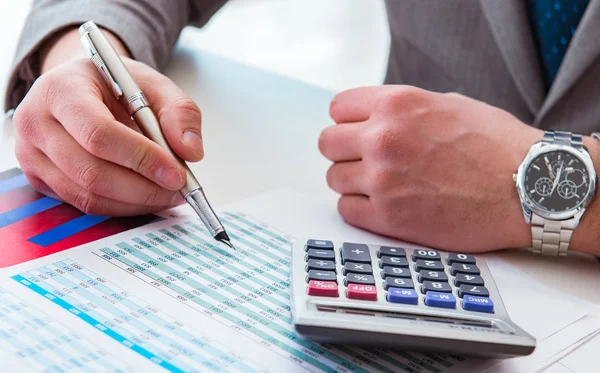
[307,280,339,297]
[346,284,377,301]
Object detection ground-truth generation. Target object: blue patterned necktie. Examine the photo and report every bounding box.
[527,0,590,87]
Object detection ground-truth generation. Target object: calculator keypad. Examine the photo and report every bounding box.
[342,262,373,275]
[341,243,371,263]
[345,274,376,286]
[303,240,495,313]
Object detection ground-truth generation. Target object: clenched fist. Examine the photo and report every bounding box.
[319,86,544,252]
[13,29,204,216]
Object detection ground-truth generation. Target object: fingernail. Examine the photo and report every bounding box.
[183,130,203,157]
[156,167,184,189]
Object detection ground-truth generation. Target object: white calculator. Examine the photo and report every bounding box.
[290,239,536,358]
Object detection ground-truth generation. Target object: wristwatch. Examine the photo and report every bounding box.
[514,130,597,256]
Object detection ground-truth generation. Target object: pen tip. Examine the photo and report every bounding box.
[215,231,236,250]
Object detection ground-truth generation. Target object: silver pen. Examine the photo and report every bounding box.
[78,21,235,250]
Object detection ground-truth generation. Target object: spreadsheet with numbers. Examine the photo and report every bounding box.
[0,211,492,373]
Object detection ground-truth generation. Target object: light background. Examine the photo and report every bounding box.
[0,0,390,112]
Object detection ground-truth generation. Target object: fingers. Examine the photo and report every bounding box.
[330,86,388,123]
[49,90,186,191]
[35,119,181,207]
[132,62,204,162]
[319,122,363,162]
[17,143,174,216]
[326,162,366,195]
[337,195,381,234]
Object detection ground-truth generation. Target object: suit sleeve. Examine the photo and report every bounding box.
[3,0,226,111]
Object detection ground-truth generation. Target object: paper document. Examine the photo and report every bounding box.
[0,211,490,372]
[0,189,597,372]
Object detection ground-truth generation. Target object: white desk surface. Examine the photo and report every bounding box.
[2,41,599,372]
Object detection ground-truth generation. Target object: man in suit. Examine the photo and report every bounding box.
[4,1,600,257]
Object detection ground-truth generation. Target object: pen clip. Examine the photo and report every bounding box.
[79,22,123,99]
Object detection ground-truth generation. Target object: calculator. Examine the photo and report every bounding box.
[290,239,536,358]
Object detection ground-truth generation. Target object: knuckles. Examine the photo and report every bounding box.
[13,103,38,140]
[73,189,100,215]
[79,119,109,156]
[376,86,426,112]
[75,162,105,193]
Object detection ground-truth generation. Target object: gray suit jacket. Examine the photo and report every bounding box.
[5,0,600,135]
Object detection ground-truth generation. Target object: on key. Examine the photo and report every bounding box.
[450,263,481,276]
[377,246,406,258]
[341,243,371,264]
[306,270,337,282]
[306,239,334,251]
[345,274,375,286]
[305,259,336,272]
[305,249,335,261]
[379,256,409,268]
[414,259,444,272]
[307,280,339,298]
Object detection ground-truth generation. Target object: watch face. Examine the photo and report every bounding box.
[524,150,591,213]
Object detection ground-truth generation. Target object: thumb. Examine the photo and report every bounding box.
[130,60,204,163]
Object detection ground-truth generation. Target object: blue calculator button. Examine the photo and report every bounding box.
[387,288,418,304]
[424,292,456,309]
[462,295,494,313]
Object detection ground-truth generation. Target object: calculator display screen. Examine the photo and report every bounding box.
[524,150,590,213]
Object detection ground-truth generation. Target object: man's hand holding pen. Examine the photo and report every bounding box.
[13,31,204,216]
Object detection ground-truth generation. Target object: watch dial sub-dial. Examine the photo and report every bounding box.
[558,180,577,199]
[565,168,587,187]
[534,177,553,196]
[524,150,590,212]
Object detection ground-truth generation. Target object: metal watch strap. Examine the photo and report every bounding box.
[532,130,583,256]
[531,214,576,256]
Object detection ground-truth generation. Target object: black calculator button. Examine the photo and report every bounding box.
[418,270,448,283]
[340,243,371,264]
[450,263,481,276]
[305,249,335,261]
[421,281,452,294]
[377,246,406,258]
[458,285,489,298]
[411,249,441,261]
[381,266,411,279]
[305,259,336,272]
[454,273,485,286]
[414,259,444,272]
[378,256,409,268]
[306,239,334,251]
[306,270,337,282]
[447,253,476,265]
[383,277,414,290]
[342,262,373,275]
[345,273,376,286]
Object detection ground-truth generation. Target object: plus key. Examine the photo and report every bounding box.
[307,280,339,297]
